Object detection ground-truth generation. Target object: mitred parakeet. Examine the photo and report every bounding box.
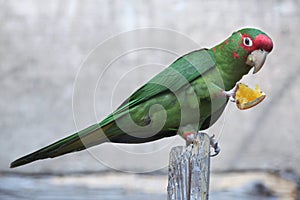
[10,28,273,168]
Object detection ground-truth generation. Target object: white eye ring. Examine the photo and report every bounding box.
[243,37,253,47]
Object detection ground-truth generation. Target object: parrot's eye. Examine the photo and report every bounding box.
[243,37,253,47]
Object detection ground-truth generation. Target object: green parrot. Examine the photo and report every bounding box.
[10,28,273,168]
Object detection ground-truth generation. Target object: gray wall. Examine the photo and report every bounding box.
[1,0,300,174]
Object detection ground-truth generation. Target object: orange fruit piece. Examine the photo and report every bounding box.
[235,83,266,110]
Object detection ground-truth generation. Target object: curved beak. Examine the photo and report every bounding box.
[246,49,269,74]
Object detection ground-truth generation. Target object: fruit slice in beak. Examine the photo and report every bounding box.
[246,49,269,74]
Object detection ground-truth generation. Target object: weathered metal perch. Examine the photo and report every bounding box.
[167,132,210,200]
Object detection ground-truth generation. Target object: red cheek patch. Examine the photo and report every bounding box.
[233,52,239,59]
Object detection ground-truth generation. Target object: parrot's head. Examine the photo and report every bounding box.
[231,28,273,74]
[213,28,273,76]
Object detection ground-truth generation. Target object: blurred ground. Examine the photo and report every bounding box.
[0,170,298,200]
[1,0,300,199]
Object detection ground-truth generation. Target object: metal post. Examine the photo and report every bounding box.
[167,132,210,200]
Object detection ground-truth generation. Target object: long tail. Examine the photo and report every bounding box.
[10,121,176,168]
[10,123,112,168]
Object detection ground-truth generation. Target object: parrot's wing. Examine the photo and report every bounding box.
[100,49,216,126]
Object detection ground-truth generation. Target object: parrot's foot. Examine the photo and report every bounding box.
[210,134,220,157]
[183,132,196,146]
[184,132,220,156]
[222,83,239,102]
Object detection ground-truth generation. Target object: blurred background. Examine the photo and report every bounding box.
[1,0,299,199]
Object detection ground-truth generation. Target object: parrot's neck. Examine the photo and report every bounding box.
[210,42,252,90]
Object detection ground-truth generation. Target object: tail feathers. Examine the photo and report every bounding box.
[10,123,110,168]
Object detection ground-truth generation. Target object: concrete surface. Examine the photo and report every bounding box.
[1,0,300,176]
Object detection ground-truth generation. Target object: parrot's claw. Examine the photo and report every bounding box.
[184,132,220,156]
[184,132,196,146]
[210,134,221,157]
[222,82,239,102]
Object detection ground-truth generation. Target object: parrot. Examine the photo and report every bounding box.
[10,28,273,168]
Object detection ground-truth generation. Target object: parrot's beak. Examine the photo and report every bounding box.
[246,49,269,74]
